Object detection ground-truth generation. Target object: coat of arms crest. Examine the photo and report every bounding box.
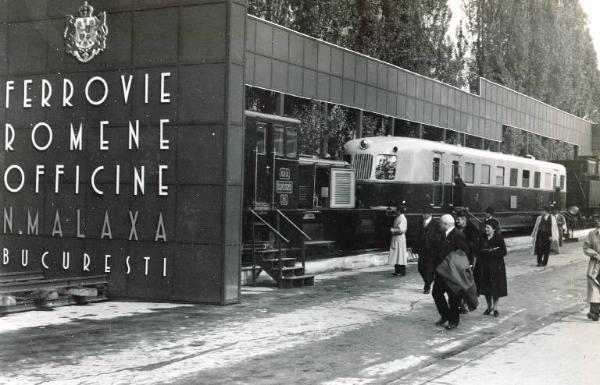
[64,1,108,63]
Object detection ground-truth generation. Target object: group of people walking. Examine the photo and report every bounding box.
[389,201,600,327]
[389,204,508,329]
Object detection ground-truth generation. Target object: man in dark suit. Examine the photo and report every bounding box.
[432,214,470,330]
[415,208,440,294]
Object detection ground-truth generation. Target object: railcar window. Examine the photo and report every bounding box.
[285,127,298,157]
[533,172,541,188]
[375,155,397,180]
[432,158,440,182]
[256,124,266,154]
[273,126,285,156]
[496,166,505,185]
[522,170,530,188]
[560,175,565,190]
[510,168,518,186]
[481,164,490,184]
[465,162,475,183]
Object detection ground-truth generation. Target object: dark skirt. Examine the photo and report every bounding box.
[475,253,507,298]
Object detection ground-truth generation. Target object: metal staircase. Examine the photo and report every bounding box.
[246,208,315,288]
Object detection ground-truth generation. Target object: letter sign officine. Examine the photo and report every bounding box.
[64,1,108,63]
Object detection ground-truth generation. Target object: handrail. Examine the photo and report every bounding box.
[248,208,290,243]
[276,209,312,240]
[463,208,482,225]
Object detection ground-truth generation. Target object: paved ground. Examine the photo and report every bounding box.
[0,238,597,385]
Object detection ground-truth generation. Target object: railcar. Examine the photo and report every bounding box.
[344,136,567,232]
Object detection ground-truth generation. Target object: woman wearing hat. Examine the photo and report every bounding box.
[389,202,408,276]
[484,206,500,232]
[474,220,508,317]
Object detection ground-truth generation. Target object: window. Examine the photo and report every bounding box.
[452,161,460,180]
[545,173,551,189]
[534,172,541,188]
[553,174,558,188]
[481,164,490,184]
[285,127,297,157]
[587,160,597,176]
[465,162,475,183]
[496,166,505,186]
[375,155,397,180]
[510,168,518,186]
[560,175,565,190]
[522,170,530,188]
[432,158,440,182]
[273,126,285,155]
[256,124,266,154]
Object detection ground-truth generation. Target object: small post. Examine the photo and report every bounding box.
[251,216,256,286]
[276,213,283,288]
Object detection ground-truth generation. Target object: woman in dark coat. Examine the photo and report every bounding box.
[474,222,507,317]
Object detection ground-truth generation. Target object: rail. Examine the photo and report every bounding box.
[248,208,290,288]
[462,208,482,230]
[248,209,290,243]
[276,209,311,271]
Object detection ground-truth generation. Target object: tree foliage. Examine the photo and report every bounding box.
[249,0,467,87]
[465,0,600,122]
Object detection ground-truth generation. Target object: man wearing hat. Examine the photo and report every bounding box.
[415,206,440,293]
[531,205,559,266]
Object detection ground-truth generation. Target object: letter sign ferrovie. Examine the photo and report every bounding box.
[64,1,108,63]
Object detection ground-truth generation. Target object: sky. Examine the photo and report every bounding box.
[448,0,600,67]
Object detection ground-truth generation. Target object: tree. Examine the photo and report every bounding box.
[465,0,600,122]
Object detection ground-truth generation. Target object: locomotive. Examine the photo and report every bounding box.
[555,156,600,218]
[242,111,570,262]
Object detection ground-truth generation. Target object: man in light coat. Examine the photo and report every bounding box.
[531,205,559,266]
[583,215,600,321]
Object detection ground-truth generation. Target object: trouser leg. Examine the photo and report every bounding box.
[542,244,550,266]
[590,303,600,315]
[432,277,450,321]
[447,291,461,325]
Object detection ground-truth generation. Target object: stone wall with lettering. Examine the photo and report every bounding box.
[0,0,246,304]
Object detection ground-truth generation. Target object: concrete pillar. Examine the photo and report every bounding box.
[276,93,285,116]
[356,110,364,138]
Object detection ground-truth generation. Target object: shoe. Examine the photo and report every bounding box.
[483,308,492,316]
[400,265,406,276]
[445,323,458,330]
[435,318,448,326]
[587,312,599,321]
[460,307,469,314]
[493,310,499,317]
